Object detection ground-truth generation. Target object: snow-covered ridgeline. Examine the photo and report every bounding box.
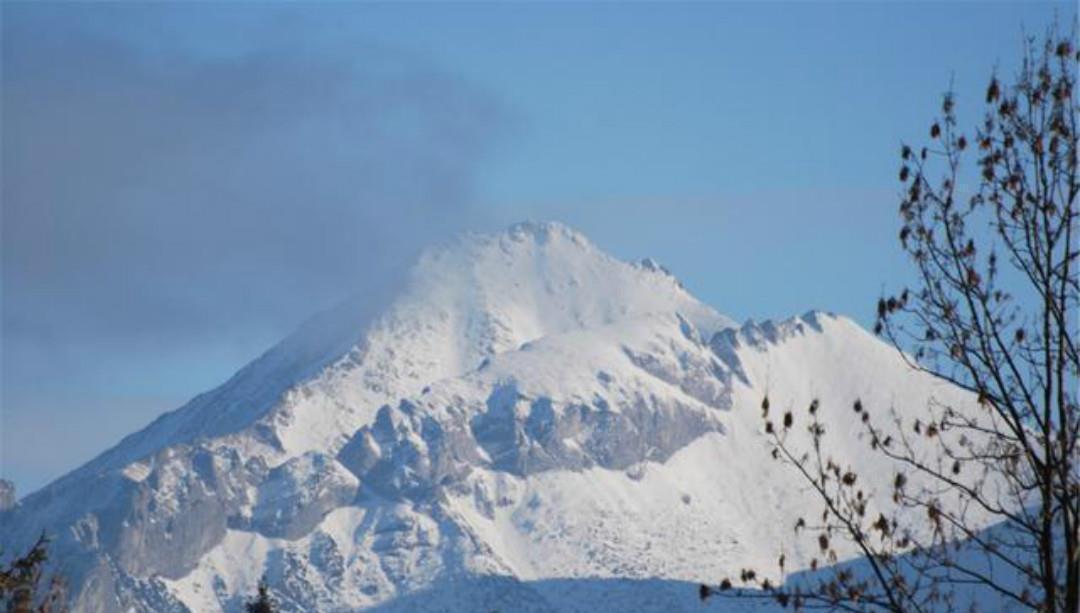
[0,222,982,612]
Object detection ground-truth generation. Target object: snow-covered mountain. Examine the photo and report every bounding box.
[0,222,976,612]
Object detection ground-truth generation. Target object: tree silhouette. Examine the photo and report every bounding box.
[0,533,67,613]
[704,22,1078,612]
[245,579,277,613]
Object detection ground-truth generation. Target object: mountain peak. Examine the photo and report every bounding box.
[503,220,590,244]
[1,220,980,613]
[410,221,731,343]
[64,221,733,483]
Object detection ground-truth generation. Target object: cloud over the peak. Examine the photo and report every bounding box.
[1,3,508,492]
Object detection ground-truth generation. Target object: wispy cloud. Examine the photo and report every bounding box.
[1,4,508,492]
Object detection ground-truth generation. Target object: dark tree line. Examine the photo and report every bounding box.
[704,23,1078,612]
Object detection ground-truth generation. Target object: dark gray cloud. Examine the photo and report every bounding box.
[1,4,507,492]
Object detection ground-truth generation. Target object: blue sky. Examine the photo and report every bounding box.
[1,1,1073,494]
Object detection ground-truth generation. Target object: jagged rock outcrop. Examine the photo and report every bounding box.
[0,480,15,512]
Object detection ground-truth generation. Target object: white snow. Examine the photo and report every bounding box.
[4,222,994,612]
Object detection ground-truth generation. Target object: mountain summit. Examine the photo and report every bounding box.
[0,222,968,612]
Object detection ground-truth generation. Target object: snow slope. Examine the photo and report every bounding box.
[0,222,982,612]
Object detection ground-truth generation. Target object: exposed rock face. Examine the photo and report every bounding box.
[338,402,482,501]
[251,452,359,539]
[0,480,14,512]
[470,386,721,475]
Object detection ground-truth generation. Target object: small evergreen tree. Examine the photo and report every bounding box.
[0,533,67,613]
[245,579,276,613]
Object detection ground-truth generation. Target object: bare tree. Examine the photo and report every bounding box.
[702,24,1078,612]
